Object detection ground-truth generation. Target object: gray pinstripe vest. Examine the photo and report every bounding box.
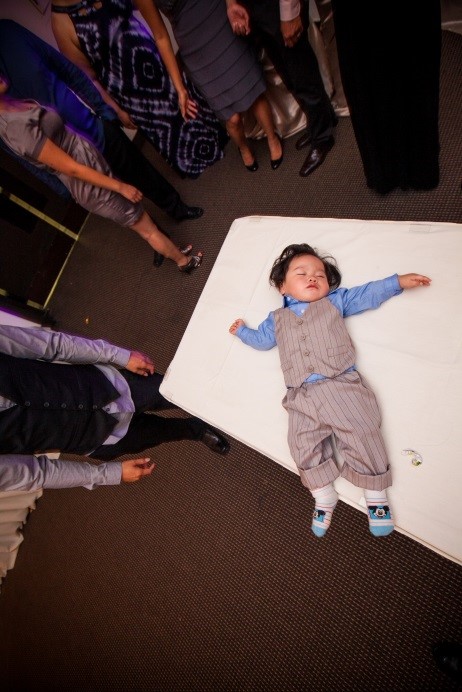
[273,298,356,387]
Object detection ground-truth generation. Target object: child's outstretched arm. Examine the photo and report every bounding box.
[398,274,431,289]
[229,319,246,335]
[229,315,277,350]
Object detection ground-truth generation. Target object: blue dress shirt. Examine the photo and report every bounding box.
[235,274,402,382]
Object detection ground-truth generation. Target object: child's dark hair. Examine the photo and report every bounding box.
[269,243,341,290]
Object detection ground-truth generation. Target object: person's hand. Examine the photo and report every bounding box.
[116,108,137,129]
[118,183,143,203]
[178,89,198,120]
[281,17,304,47]
[227,3,250,36]
[229,318,245,334]
[121,458,156,483]
[398,273,432,289]
[126,351,155,376]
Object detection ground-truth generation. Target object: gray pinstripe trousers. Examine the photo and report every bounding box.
[282,371,392,491]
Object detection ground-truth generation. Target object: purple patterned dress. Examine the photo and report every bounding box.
[51,0,228,178]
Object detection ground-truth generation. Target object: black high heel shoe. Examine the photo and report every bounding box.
[270,134,283,170]
[245,159,259,172]
[153,251,164,268]
[239,148,259,172]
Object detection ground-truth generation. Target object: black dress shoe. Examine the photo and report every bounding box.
[432,641,462,682]
[200,425,230,455]
[299,138,334,177]
[174,205,204,222]
[189,417,230,455]
[295,129,312,150]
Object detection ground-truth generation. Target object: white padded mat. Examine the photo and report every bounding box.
[161,217,462,565]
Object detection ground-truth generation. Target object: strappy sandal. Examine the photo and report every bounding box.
[153,243,192,267]
[178,252,203,274]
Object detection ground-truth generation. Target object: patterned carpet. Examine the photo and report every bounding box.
[0,30,461,692]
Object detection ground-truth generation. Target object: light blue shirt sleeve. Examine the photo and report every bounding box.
[0,454,122,492]
[234,275,402,351]
[235,312,278,350]
[329,274,402,317]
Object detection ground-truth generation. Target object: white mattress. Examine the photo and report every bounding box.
[160,216,462,565]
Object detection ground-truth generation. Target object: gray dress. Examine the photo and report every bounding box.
[0,103,143,227]
[158,0,266,120]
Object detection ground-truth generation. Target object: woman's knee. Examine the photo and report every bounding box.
[226,112,241,132]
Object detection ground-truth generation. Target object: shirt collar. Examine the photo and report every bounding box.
[283,294,305,308]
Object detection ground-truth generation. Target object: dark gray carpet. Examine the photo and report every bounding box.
[0,30,461,692]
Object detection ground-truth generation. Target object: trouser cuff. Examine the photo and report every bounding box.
[341,465,392,490]
[298,457,339,491]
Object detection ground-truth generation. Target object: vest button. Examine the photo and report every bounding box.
[301,335,306,340]
[304,351,310,356]
[24,401,31,407]
[61,403,67,409]
[296,319,303,325]
[92,405,98,410]
[43,402,50,408]
[78,404,84,410]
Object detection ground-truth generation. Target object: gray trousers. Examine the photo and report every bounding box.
[282,371,392,491]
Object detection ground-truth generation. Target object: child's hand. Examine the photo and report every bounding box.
[229,318,245,334]
[398,273,431,289]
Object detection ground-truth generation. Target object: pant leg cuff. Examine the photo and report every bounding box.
[340,465,392,490]
[299,458,340,491]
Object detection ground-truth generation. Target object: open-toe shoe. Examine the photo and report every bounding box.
[154,238,191,267]
[178,251,203,274]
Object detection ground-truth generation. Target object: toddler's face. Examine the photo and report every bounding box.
[279,254,330,302]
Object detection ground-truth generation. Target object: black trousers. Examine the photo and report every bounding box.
[244,0,336,145]
[331,0,440,193]
[101,120,184,217]
[89,370,202,460]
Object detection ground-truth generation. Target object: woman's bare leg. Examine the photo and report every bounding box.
[226,112,255,166]
[130,212,201,269]
[250,94,282,160]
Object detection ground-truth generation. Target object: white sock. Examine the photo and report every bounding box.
[364,489,394,537]
[311,484,338,537]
